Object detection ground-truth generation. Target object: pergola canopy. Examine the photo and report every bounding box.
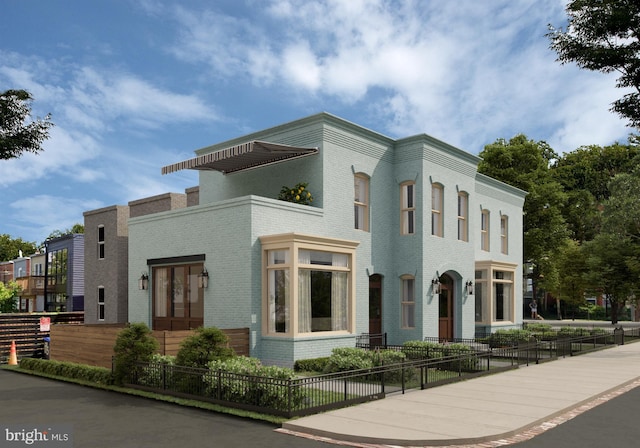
[161,140,319,175]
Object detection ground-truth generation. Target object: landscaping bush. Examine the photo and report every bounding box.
[401,341,445,360]
[204,356,304,411]
[113,323,159,385]
[138,354,176,388]
[294,357,330,373]
[322,348,374,373]
[322,347,414,383]
[19,358,113,385]
[488,329,533,347]
[175,326,235,368]
[442,343,479,372]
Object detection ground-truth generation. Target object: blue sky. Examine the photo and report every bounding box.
[0,0,633,245]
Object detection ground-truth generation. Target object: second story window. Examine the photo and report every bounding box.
[401,182,415,235]
[401,275,415,328]
[98,225,105,259]
[457,192,468,241]
[354,174,369,231]
[481,210,490,251]
[431,183,443,237]
[501,215,509,254]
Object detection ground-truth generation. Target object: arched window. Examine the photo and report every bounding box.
[354,174,369,231]
[401,181,416,235]
[431,183,443,237]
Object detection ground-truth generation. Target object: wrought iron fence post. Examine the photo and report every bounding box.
[217,369,222,400]
[344,376,348,401]
[401,358,406,394]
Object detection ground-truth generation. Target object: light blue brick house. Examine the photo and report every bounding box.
[127,113,526,367]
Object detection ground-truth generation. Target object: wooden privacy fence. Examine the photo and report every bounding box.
[0,312,84,363]
[49,325,250,369]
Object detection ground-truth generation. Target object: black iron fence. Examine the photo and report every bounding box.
[123,350,506,418]
[119,327,639,418]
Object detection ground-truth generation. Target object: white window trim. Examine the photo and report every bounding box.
[98,286,105,321]
[401,181,416,235]
[474,261,517,324]
[354,174,370,232]
[457,192,468,242]
[431,183,443,237]
[260,233,359,337]
[400,275,415,329]
[481,210,490,251]
[500,215,509,255]
[98,225,105,260]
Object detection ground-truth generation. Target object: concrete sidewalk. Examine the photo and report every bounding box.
[280,341,640,447]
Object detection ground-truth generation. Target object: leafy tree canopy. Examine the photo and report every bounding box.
[0,234,38,262]
[46,224,85,241]
[548,0,640,128]
[479,134,569,264]
[0,89,53,160]
[0,281,20,313]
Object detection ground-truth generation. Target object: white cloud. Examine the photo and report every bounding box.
[163,0,629,152]
[8,195,104,243]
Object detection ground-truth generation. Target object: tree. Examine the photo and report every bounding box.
[45,224,85,241]
[551,140,640,242]
[552,240,590,318]
[0,281,20,313]
[548,0,640,128]
[478,135,569,308]
[0,234,38,262]
[0,89,53,160]
[113,323,159,385]
[602,163,640,241]
[583,233,637,324]
[175,327,235,368]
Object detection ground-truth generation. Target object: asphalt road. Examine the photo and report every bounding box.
[2,368,640,448]
[0,370,332,448]
[511,384,640,448]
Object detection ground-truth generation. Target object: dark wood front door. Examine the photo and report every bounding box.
[438,275,453,341]
[369,274,382,345]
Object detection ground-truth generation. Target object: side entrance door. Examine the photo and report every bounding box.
[438,275,454,341]
[369,274,383,346]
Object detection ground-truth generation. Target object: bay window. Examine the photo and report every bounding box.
[261,233,358,336]
[474,262,516,324]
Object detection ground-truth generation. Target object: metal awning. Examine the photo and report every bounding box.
[161,140,319,175]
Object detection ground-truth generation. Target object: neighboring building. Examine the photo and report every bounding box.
[0,261,13,284]
[15,252,46,312]
[106,112,526,367]
[44,234,85,312]
[83,206,130,324]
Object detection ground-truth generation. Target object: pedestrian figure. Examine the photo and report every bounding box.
[529,299,538,319]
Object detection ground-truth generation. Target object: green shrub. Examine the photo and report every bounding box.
[18,358,113,385]
[294,357,330,373]
[401,341,445,360]
[113,323,159,385]
[138,354,176,388]
[322,348,374,373]
[488,329,533,347]
[204,357,303,411]
[525,323,553,333]
[175,326,235,368]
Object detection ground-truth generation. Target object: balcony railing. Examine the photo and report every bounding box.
[15,276,46,296]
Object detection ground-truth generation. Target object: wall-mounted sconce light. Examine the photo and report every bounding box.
[466,280,474,295]
[138,272,149,290]
[198,268,209,289]
[432,278,441,295]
